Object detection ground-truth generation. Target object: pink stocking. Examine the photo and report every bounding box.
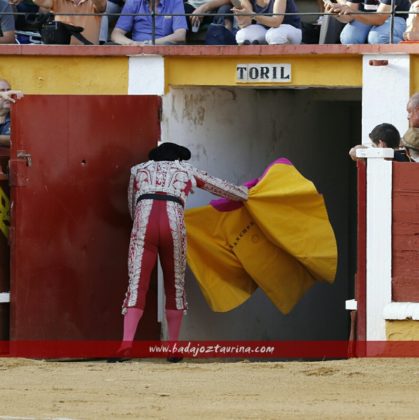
[121,308,144,349]
[166,309,183,341]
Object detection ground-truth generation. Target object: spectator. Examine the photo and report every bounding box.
[0,0,16,44]
[324,0,410,44]
[407,92,419,128]
[233,0,302,45]
[13,0,44,31]
[99,0,125,43]
[403,0,419,41]
[349,123,409,162]
[400,93,419,162]
[186,0,235,33]
[401,127,419,162]
[0,79,23,147]
[31,0,107,44]
[111,0,187,45]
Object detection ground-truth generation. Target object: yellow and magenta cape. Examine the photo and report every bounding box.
[185,158,337,314]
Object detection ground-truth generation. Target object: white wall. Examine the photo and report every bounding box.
[162,87,360,340]
[362,55,410,145]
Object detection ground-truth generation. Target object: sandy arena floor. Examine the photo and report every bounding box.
[0,357,418,419]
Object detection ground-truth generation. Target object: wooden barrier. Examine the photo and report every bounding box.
[392,162,419,302]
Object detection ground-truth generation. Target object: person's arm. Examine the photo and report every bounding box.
[191,0,232,26]
[253,0,287,27]
[33,0,54,9]
[349,144,367,161]
[154,28,186,44]
[233,0,287,29]
[0,90,23,102]
[352,2,391,25]
[0,3,16,44]
[111,0,139,44]
[323,0,359,23]
[112,27,186,44]
[0,30,15,44]
[111,27,141,45]
[92,0,107,13]
[232,0,254,28]
[155,0,186,44]
[192,167,248,201]
[327,1,391,26]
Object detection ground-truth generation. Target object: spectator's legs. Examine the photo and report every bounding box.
[99,1,122,43]
[340,20,371,44]
[236,24,267,44]
[213,4,234,31]
[266,24,302,44]
[367,17,406,44]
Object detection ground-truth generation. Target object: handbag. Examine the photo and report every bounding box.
[40,16,93,45]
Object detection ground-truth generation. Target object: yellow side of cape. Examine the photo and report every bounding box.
[185,162,337,314]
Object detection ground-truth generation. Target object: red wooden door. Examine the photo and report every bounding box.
[9,95,161,341]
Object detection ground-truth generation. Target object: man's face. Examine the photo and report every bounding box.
[0,80,12,114]
[407,99,419,128]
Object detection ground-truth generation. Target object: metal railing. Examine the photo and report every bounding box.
[0,6,417,46]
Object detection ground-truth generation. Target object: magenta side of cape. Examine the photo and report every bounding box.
[210,158,293,212]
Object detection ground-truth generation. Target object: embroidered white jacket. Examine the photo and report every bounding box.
[128,160,248,218]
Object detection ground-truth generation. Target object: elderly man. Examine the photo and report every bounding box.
[324,0,410,44]
[407,92,419,128]
[0,0,15,44]
[0,79,23,147]
[399,93,419,162]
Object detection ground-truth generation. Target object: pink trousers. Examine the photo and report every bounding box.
[123,198,187,313]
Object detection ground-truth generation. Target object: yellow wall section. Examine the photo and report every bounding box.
[386,320,419,340]
[0,56,128,94]
[3,54,415,92]
[165,56,362,89]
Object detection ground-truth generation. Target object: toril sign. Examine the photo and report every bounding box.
[236,64,291,83]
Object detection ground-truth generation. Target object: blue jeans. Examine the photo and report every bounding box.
[340,17,406,44]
